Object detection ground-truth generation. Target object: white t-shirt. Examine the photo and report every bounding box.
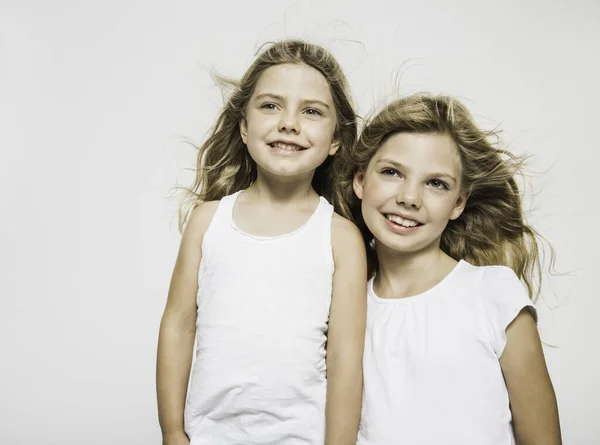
[358,260,536,445]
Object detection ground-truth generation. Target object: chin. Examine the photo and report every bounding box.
[371,227,427,254]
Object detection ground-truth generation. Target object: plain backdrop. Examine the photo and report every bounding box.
[1,0,598,443]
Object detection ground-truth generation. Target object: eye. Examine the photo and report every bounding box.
[429,179,449,190]
[260,103,278,110]
[380,168,401,177]
[304,107,323,116]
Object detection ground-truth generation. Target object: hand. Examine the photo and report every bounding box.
[162,431,190,445]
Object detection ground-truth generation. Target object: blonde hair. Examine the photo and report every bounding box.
[179,39,357,231]
[333,93,554,300]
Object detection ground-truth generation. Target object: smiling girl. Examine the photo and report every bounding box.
[335,93,561,445]
[156,40,366,445]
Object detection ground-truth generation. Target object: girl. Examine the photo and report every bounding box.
[156,40,367,445]
[334,94,561,444]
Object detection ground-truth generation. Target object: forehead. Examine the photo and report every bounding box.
[252,63,334,103]
[372,132,461,173]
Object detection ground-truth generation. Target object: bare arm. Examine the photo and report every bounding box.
[500,309,562,445]
[325,215,367,445]
[156,202,218,444]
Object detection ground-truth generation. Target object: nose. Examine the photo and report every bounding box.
[278,111,300,134]
[396,181,422,209]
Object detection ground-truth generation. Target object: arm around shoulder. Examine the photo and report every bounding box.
[156,201,219,444]
[325,214,368,445]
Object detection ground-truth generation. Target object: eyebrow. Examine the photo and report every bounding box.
[376,158,457,182]
[254,93,331,109]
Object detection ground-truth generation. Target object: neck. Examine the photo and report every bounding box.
[246,170,318,205]
[374,243,458,299]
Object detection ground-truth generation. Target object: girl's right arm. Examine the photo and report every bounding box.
[156,202,219,445]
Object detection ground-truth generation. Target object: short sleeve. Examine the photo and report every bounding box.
[479,266,537,357]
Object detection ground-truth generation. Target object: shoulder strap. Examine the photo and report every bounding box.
[201,190,243,255]
[302,196,335,272]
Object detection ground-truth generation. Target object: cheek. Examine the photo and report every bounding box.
[431,195,459,218]
[362,178,390,206]
[307,120,336,141]
[247,114,273,134]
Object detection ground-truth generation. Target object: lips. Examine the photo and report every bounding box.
[384,213,422,228]
[269,141,307,151]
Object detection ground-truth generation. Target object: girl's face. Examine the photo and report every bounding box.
[354,132,468,256]
[240,63,339,183]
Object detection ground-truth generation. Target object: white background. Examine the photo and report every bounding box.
[1,0,598,443]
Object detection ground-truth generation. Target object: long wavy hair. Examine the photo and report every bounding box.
[179,39,357,231]
[333,93,554,301]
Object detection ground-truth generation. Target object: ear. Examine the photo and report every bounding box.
[449,191,469,220]
[353,170,365,200]
[240,117,248,144]
[328,136,340,156]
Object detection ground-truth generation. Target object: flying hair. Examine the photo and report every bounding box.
[179,39,357,232]
[333,93,555,301]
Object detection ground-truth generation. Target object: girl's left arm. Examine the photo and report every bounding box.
[325,215,367,445]
[500,309,562,445]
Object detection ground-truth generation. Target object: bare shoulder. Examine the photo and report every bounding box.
[182,200,220,244]
[331,212,365,260]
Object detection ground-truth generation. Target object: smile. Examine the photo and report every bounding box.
[385,213,422,228]
[269,141,307,152]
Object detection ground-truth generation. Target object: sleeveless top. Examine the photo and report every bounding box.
[184,190,335,445]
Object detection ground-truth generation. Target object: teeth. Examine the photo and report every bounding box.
[386,214,419,227]
[271,142,303,151]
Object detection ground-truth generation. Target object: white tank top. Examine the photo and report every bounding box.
[184,190,335,445]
